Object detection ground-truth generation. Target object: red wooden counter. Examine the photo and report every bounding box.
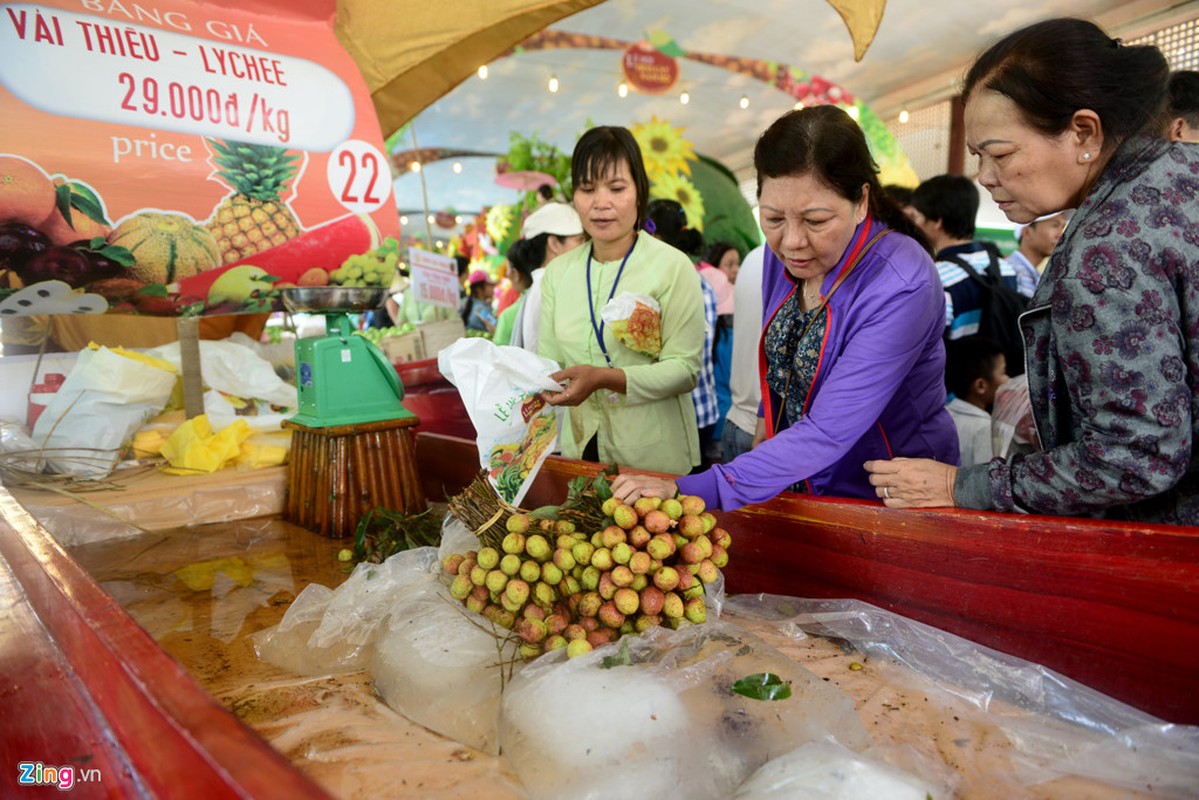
[1,430,1196,799]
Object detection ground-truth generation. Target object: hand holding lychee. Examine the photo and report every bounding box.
[609,473,680,505]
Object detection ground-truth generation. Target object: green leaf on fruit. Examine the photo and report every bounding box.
[528,505,561,520]
[732,672,792,701]
[599,638,633,669]
[137,283,169,297]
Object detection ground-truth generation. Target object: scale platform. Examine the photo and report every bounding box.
[283,287,415,428]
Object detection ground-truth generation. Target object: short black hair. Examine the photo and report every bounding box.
[571,125,649,229]
[645,198,702,256]
[454,254,470,277]
[1168,70,1199,128]
[882,184,914,206]
[945,335,1004,399]
[911,175,979,240]
[703,240,737,267]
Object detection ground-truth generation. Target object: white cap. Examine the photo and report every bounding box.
[522,202,583,239]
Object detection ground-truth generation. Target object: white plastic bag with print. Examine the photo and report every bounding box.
[31,345,177,478]
[438,337,563,507]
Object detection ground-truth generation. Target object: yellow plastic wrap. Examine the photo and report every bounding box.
[160,414,254,474]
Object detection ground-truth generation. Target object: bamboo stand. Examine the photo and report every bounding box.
[282,416,423,538]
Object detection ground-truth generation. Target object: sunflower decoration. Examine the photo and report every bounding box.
[650,171,706,233]
[631,116,696,180]
[485,204,518,247]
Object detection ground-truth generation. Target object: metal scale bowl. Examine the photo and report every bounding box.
[282,286,413,428]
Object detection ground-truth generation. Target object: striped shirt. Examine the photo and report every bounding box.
[936,243,1019,340]
[691,278,720,428]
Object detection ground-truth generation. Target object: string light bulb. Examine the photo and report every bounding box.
[427,214,436,224]
[739,95,750,110]
[478,65,488,79]
[400,215,409,225]
[617,82,628,98]
[680,91,690,105]
[899,109,910,124]
[409,161,421,173]
[548,74,559,93]
[452,162,463,174]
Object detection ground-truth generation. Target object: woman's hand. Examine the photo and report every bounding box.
[752,417,767,449]
[541,365,623,407]
[864,458,958,508]
[610,473,678,505]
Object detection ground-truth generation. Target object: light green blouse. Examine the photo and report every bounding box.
[538,230,704,474]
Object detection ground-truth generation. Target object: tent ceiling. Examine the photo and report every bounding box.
[369,0,1191,219]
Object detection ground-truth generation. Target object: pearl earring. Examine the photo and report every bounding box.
[1083,152,1091,160]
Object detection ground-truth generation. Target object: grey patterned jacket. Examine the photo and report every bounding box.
[956,136,1199,525]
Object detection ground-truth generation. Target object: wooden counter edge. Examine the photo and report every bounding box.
[0,485,333,800]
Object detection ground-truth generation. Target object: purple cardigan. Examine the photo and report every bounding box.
[677,218,959,510]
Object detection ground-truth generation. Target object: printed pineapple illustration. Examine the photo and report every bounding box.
[205,139,302,265]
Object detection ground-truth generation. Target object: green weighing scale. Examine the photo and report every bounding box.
[283,287,415,427]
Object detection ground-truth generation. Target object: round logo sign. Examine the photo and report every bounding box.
[621,42,679,95]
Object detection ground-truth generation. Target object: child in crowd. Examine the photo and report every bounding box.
[944,336,1008,465]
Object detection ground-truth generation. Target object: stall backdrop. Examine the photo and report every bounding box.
[0,0,400,320]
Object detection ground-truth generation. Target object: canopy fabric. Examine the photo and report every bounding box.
[336,0,607,137]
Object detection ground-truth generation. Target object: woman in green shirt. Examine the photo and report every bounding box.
[538,126,705,475]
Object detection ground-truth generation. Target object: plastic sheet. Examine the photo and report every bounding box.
[723,594,1199,798]
[497,620,869,800]
[255,548,441,675]
[733,741,933,799]
[7,465,286,546]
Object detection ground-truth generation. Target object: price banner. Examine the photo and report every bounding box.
[408,248,460,310]
[0,0,400,320]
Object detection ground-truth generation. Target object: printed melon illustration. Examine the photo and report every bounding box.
[108,211,220,284]
[177,213,379,298]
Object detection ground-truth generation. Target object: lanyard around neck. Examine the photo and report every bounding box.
[586,237,637,367]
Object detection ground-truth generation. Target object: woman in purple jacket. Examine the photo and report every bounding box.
[612,106,959,511]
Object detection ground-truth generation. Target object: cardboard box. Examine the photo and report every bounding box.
[380,331,425,364]
[417,318,466,359]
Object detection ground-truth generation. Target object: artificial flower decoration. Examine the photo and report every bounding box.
[631,116,696,179]
[650,171,706,233]
[485,204,516,244]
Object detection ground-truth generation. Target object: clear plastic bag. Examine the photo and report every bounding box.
[723,594,1199,799]
[370,573,523,754]
[254,547,440,675]
[497,619,869,800]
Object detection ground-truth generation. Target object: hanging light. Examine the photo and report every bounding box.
[680,91,690,105]
[455,215,463,225]
[427,214,436,224]
[617,82,628,98]
[898,109,910,124]
[548,74,559,93]
[452,162,463,174]
[478,65,488,79]
[409,161,421,172]
[400,215,409,225]
[739,95,749,110]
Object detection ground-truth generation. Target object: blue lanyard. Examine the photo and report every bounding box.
[586,237,637,367]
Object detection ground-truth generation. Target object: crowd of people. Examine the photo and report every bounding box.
[396,17,1197,528]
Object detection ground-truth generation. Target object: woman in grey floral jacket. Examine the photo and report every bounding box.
[867,18,1199,525]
